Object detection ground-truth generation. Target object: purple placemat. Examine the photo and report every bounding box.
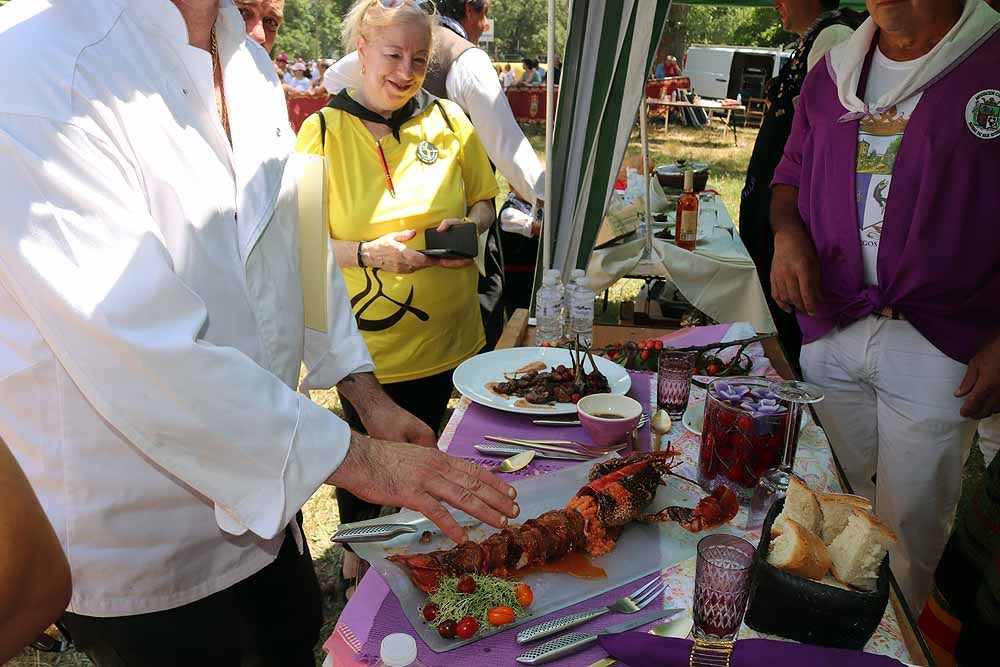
[356,571,673,667]
[446,370,656,479]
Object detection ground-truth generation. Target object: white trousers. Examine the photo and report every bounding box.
[800,316,979,613]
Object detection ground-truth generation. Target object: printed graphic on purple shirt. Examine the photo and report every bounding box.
[855,97,920,286]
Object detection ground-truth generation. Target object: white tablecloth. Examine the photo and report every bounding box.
[587,181,776,333]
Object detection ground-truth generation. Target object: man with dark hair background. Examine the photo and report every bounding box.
[738,0,861,370]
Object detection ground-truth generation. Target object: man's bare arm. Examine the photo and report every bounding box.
[769,184,822,316]
[0,441,71,662]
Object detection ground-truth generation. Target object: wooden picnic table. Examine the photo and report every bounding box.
[646,97,746,145]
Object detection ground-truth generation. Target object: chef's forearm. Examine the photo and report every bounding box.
[468,199,495,235]
[336,372,393,418]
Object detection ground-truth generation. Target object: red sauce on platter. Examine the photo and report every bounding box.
[512,552,607,580]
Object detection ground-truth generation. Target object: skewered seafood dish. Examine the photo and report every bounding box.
[486,340,611,405]
[488,364,610,405]
[387,452,740,593]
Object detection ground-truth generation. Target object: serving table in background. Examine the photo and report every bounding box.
[587,190,777,334]
[322,317,932,667]
[507,85,559,123]
[647,97,745,145]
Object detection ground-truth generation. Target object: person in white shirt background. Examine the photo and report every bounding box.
[0,0,519,664]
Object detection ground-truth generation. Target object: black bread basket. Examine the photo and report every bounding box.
[743,497,890,649]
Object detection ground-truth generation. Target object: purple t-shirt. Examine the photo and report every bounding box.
[772,30,1000,364]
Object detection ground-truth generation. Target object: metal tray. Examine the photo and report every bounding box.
[347,454,746,652]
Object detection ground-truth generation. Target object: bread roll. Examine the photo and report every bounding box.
[818,492,873,545]
[828,508,898,591]
[772,475,823,537]
[767,518,832,580]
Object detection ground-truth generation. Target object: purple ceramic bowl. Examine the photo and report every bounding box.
[577,394,642,447]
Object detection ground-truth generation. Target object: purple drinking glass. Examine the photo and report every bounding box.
[692,534,756,641]
[657,349,696,419]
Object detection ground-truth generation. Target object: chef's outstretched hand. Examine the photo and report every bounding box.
[328,434,519,543]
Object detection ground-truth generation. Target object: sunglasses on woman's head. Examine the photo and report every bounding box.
[373,0,436,12]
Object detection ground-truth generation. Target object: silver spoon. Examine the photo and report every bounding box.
[499,449,536,473]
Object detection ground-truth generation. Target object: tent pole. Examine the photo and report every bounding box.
[542,0,555,271]
[640,93,652,261]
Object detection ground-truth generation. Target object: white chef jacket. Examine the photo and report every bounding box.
[0,0,373,616]
[324,49,545,202]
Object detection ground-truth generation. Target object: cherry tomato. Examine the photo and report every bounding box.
[641,349,650,360]
[607,350,619,360]
[571,393,582,403]
[456,575,477,594]
[488,606,516,626]
[438,619,457,639]
[422,603,439,622]
[515,583,534,607]
[612,341,622,348]
[706,362,722,375]
[654,340,664,350]
[456,616,479,639]
[638,340,647,350]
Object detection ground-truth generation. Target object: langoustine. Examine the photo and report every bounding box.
[387,451,729,593]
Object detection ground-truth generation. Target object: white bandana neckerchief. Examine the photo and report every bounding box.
[827,0,1000,121]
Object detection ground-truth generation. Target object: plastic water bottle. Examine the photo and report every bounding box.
[535,272,563,345]
[374,633,424,667]
[737,93,743,105]
[571,276,595,346]
[563,269,585,337]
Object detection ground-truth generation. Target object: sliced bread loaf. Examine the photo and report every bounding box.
[828,508,898,591]
[772,475,823,537]
[818,492,873,545]
[767,518,832,580]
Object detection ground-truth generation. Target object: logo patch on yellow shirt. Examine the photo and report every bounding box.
[416,140,439,164]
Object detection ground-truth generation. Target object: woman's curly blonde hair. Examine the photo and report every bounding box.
[342,0,437,54]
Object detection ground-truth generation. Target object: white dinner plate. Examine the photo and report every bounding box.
[452,346,632,415]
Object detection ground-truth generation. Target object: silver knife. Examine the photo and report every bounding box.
[517,599,682,644]
[329,524,417,543]
[330,520,482,543]
[515,609,681,665]
[475,443,592,461]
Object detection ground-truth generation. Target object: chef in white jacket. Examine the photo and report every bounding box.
[0,1,517,664]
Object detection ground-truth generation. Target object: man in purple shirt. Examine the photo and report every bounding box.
[769,0,1000,612]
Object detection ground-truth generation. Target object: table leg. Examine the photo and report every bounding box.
[664,108,670,135]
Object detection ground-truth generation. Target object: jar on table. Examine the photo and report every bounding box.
[697,377,790,500]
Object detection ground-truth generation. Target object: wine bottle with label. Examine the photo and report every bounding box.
[674,170,699,251]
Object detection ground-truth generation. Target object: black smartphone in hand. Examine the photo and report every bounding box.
[421,222,478,259]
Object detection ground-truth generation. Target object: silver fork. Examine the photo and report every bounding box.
[532,414,650,428]
[515,577,667,644]
[484,435,627,456]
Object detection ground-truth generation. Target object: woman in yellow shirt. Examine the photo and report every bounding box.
[296,0,498,593]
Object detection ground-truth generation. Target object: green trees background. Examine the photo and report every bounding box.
[0,1,787,61]
[267,1,787,63]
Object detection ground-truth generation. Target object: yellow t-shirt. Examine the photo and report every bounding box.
[296,98,499,383]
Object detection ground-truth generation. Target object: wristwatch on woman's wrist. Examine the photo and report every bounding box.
[357,241,367,268]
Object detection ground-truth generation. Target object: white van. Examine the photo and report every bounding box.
[683,45,792,100]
